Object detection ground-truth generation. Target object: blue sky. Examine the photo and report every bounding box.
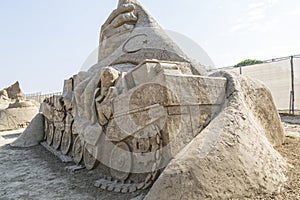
[0,0,299,93]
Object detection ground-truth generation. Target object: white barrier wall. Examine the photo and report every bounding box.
[224,58,300,111]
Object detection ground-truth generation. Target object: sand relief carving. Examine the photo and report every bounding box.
[23,0,287,198]
[41,0,220,192]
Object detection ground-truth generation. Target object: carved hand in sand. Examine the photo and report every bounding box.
[100,0,138,40]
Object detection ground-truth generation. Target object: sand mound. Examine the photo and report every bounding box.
[145,71,287,199]
[0,82,39,131]
[0,106,39,131]
[11,114,44,148]
[8,99,37,109]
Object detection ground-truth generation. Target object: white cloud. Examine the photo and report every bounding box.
[266,0,279,5]
[229,23,245,33]
[229,0,280,33]
[289,8,300,16]
[247,7,265,22]
[248,2,266,9]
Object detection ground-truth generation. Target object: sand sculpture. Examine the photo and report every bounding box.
[0,81,24,101]
[15,0,287,199]
[0,82,38,131]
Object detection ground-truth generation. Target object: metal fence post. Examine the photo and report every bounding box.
[289,56,295,115]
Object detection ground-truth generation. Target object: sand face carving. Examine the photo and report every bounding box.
[14,0,287,199]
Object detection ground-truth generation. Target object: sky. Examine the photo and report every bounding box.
[0,0,299,94]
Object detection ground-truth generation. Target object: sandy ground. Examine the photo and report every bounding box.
[0,130,146,200]
[0,116,299,200]
[252,115,300,200]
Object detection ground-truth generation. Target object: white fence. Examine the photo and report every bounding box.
[218,55,300,114]
[25,92,62,103]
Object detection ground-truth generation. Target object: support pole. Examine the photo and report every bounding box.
[289,56,295,115]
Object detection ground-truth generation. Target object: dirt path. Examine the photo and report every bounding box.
[0,116,299,199]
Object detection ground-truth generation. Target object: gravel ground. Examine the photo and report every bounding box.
[0,116,299,200]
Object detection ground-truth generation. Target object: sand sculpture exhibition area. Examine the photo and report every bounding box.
[1,0,300,199]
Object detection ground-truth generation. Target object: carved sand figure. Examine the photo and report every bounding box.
[14,0,288,199]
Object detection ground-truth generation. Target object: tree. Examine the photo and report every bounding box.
[234,59,263,67]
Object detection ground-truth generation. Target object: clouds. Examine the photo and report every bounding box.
[248,2,265,9]
[288,8,300,16]
[248,0,279,10]
[229,0,279,33]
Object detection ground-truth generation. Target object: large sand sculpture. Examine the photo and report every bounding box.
[14,0,287,199]
[0,82,39,132]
